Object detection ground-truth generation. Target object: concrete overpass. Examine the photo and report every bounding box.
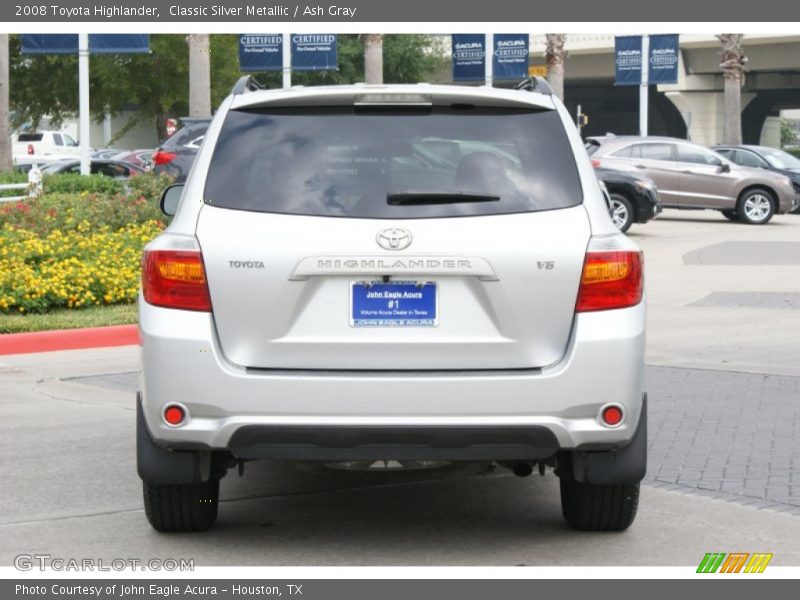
[528,34,800,146]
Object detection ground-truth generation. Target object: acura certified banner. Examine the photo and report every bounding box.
[290,34,338,71]
[615,34,680,86]
[452,34,486,81]
[648,34,680,84]
[20,33,149,54]
[492,33,529,80]
[238,34,283,72]
[615,35,643,86]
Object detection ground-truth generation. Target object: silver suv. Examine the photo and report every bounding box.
[587,135,798,224]
[138,78,647,533]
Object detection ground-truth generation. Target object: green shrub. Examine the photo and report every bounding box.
[42,173,126,195]
[0,170,173,202]
[0,191,167,236]
[0,171,28,184]
[125,172,174,204]
[0,170,30,200]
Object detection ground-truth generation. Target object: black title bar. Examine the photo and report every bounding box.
[3,0,799,23]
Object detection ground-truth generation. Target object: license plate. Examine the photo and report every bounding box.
[350,281,437,327]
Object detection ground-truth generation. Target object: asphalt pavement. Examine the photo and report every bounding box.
[1,209,799,566]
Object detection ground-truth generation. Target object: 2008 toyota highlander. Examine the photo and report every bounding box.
[137,77,647,532]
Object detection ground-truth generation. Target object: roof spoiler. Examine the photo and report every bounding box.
[514,76,553,96]
[231,75,264,95]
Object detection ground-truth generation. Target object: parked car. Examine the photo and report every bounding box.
[138,78,647,533]
[713,145,800,214]
[594,165,661,232]
[586,135,798,224]
[12,155,65,173]
[91,148,126,160]
[11,130,82,160]
[152,118,211,182]
[112,149,154,172]
[41,159,144,179]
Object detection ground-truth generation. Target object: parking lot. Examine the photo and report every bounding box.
[2,208,800,566]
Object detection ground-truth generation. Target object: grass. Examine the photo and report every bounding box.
[0,304,138,334]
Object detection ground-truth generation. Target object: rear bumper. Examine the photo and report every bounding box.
[138,297,646,457]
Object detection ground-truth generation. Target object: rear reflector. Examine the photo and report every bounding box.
[576,250,643,312]
[601,405,624,426]
[152,150,177,166]
[142,250,212,312]
[591,158,601,168]
[164,405,186,426]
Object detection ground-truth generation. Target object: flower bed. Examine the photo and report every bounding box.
[0,172,171,314]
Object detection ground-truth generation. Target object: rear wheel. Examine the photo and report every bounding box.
[143,479,219,532]
[737,189,775,224]
[608,193,635,232]
[560,477,640,532]
[721,209,739,221]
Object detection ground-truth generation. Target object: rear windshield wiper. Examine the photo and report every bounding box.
[387,192,501,206]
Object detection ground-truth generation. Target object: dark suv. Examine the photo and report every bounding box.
[152,118,211,183]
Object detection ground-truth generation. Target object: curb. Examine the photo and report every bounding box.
[0,324,140,356]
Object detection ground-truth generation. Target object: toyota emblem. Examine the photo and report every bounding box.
[376,228,412,251]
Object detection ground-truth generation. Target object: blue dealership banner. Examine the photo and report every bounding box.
[290,34,337,71]
[21,34,149,54]
[452,34,486,81]
[648,34,680,84]
[239,34,283,72]
[614,35,642,86]
[492,34,529,80]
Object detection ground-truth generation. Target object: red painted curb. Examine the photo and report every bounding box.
[0,324,140,356]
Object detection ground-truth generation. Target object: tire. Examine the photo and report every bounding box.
[737,188,775,224]
[143,479,219,532]
[559,477,640,532]
[608,193,634,232]
[721,209,739,221]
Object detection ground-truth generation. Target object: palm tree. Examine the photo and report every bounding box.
[188,34,211,117]
[363,34,384,84]
[0,34,11,171]
[717,34,747,145]
[545,34,567,101]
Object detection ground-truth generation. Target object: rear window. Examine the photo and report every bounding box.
[164,122,209,149]
[204,106,583,218]
[17,133,43,142]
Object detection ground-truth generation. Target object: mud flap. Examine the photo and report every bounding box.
[572,393,647,485]
[136,393,211,484]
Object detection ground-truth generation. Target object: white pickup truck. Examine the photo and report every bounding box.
[12,130,82,160]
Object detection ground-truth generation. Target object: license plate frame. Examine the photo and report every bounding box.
[350,280,438,327]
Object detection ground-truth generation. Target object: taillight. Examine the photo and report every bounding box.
[152,150,177,166]
[576,246,643,312]
[142,250,211,312]
[591,158,601,168]
[27,144,34,155]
